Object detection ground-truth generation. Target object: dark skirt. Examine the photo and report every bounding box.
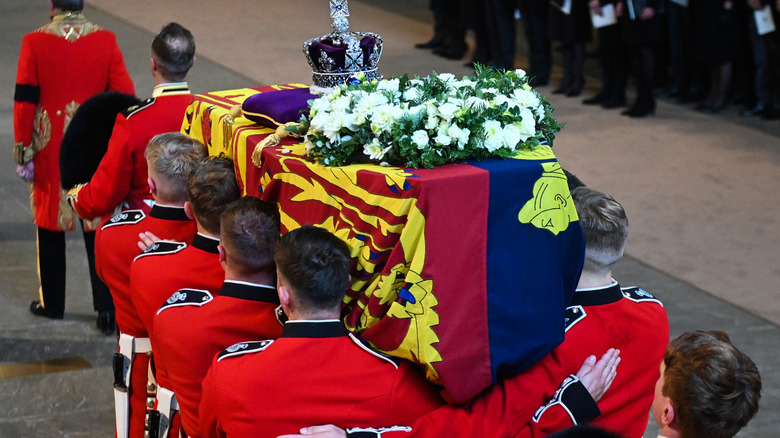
[549,0,593,43]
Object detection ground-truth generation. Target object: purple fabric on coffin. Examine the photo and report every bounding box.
[241,88,317,128]
[307,36,377,71]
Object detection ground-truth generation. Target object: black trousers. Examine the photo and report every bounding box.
[37,224,113,316]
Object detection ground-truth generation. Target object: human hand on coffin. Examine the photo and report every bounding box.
[576,348,620,402]
[16,162,34,183]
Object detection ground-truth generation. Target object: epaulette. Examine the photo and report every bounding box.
[217,340,274,361]
[134,241,187,261]
[156,289,213,315]
[564,305,586,332]
[349,334,401,369]
[121,97,155,119]
[621,287,663,306]
[101,210,145,229]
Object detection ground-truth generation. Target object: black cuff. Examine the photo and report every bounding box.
[14,84,40,104]
[559,378,601,424]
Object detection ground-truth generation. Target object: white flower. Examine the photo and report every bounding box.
[465,96,489,110]
[370,104,403,134]
[411,130,429,149]
[511,88,540,109]
[502,124,522,150]
[354,93,389,119]
[321,111,347,141]
[447,124,471,149]
[363,138,391,160]
[513,69,527,78]
[517,107,537,141]
[403,87,423,102]
[482,120,504,152]
[377,78,401,94]
[438,73,456,82]
[492,94,516,109]
[435,129,452,146]
[330,96,351,112]
[437,102,459,121]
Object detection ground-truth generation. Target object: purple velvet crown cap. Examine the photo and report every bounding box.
[308,36,377,71]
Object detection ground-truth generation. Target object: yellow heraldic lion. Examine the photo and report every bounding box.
[517,162,578,235]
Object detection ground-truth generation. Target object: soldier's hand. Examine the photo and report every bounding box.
[576,348,620,402]
[16,162,34,183]
[277,424,347,438]
[137,231,162,251]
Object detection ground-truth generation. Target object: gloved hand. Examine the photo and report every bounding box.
[17,162,34,183]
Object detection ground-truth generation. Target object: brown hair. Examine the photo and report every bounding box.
[187,157,239,235]
[663,331,761,438]
[219,197,280,273]
[571,187,628,276]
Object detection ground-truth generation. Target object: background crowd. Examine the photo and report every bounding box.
[419,0,780,119]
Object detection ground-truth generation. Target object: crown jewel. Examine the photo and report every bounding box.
[302,0,383,90]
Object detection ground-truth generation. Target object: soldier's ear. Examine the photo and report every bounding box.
[217,244,226,264]
[184,201,195,220]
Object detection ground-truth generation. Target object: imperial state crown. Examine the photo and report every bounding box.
[302,0,383,92]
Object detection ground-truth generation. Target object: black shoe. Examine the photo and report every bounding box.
[433,44,467,60]
[621,101,656,117]
[566,87,583,97]
[29,300,63,319]
[415,36,445,50]
[582,94,606,105]
[601,98,627,109]
[740,105,765,117]
[529,77,549,87]
[96,311,116,336]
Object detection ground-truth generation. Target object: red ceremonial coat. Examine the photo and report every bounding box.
[13,12,134,231]
[69,84,193,220]
[95,204,196,438]
[153,281,283,437]
[198,321,445,438]
[377,283,669,438]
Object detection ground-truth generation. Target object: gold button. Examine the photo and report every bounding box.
[147,382,157,392]
[56,110,62,116]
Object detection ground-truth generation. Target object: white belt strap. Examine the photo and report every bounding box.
[156,387,180,438]
[114,334,153,438]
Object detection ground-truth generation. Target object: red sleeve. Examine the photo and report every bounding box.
[380,353,573,438]
[14,35,38,147]
[106,34,135,96]
[70,114,136,218]
[199,358,226,438]
[515,376,601,438]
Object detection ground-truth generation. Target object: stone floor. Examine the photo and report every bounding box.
[2,1,779,436]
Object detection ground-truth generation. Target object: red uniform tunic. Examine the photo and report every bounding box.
[199,321,445,438]
[13,12,134,231]
[95,204,196,438]
[69,84,193,219]
[153,281,283,438]
[376,283,668,438]
[130,233,223,340]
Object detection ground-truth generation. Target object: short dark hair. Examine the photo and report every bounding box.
[220,197,280,272]
[663,331,761,438]
[571,187,628,276]
[52,0,84,11]
[187,157,240,235]
[274,226,351,312]
[151,22,195,81]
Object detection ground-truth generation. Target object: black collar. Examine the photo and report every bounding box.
[192,234,220,254]
[149,204,190,221]
[281,320,346,339]
[570,282,623,307]
[220,281,279,304]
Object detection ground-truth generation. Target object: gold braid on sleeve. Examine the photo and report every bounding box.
[14,142,34,165]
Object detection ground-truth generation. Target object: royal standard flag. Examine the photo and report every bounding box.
[256,141,584,403]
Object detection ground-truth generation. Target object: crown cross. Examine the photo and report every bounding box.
[330,0,349,19]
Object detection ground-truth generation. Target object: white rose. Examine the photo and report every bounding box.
[517,108,537,141]
[465,96,489,110]
[411,130,429,149]
[437,102,459,121]
[513,69,527,78]
[447,124,471,149]
[511,89,540,109]
[438,73,456,82]
[403,87,423,102]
